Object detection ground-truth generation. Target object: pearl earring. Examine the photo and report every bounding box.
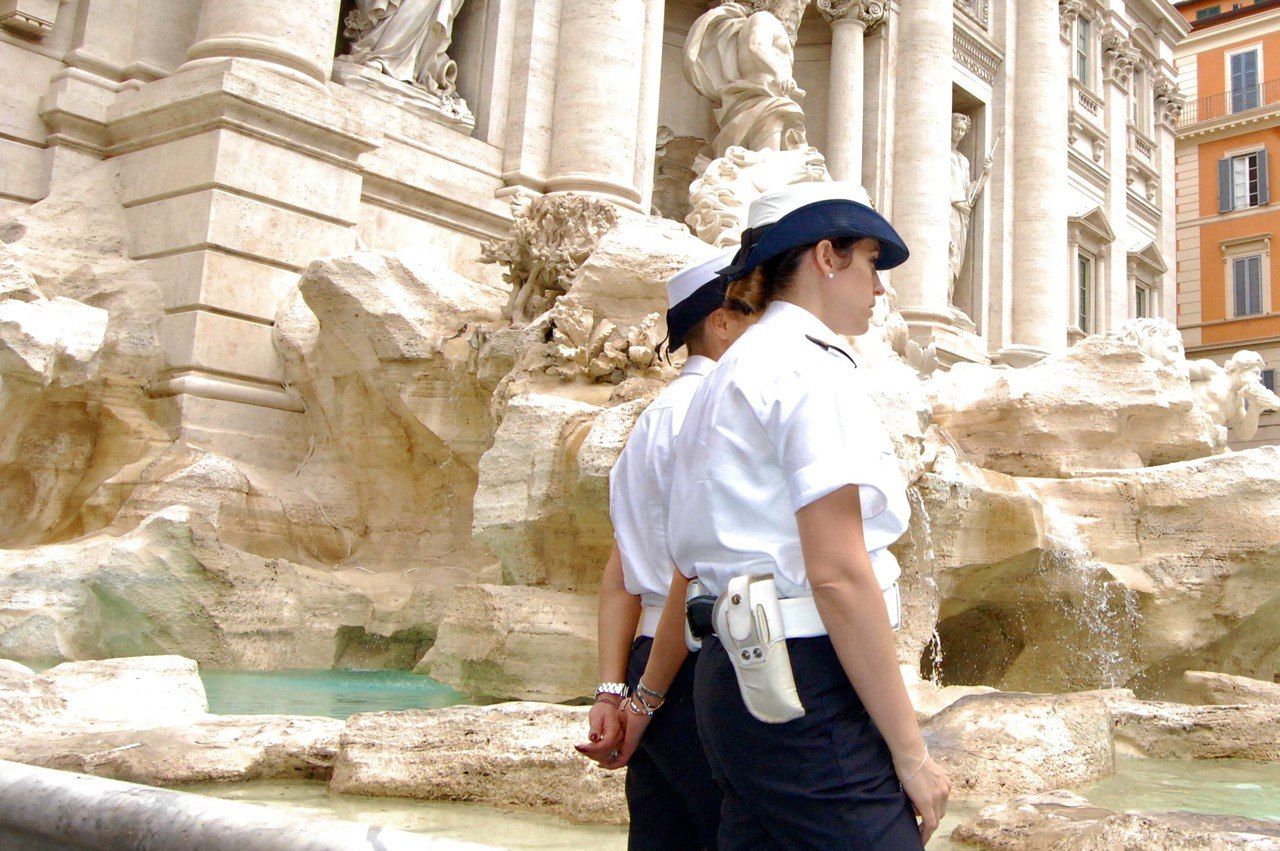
[827,273,835,279]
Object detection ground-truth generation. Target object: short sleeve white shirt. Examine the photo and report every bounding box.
[666,301,910,599]
[609,355,716,605]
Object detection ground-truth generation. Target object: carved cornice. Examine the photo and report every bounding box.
[817,0,887,29]
[955,27,1001,86]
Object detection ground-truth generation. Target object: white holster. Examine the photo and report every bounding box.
[712,574,805,724]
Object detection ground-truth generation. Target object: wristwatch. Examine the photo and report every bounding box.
[595,681,629,699]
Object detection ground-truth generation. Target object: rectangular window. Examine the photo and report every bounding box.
[1231,49,1261,113]
[1075,19,1091,87]
[1196,6,1221,20]
[1130,68,1144,127]
[1232,254,1264,317]
[1078,253,1094,331]
[1135,284,1150,318]
[1221,150,1270,211]
[1263,368,1276,393]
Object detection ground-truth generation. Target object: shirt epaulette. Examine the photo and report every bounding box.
[804,334,857,367]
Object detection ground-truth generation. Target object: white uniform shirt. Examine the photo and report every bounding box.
[609,355,717,607]
[667,301,910,600]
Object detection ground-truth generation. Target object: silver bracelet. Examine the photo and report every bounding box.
[901,747,930,782]
[636,678,666,701]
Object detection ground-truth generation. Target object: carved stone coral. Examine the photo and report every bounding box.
[544,296,671,384]
[480,193,619,327]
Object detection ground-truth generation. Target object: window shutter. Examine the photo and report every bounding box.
[1259,148,1270,205]
[1220,157,1233,212]
[1234,259,1248,316]
[1250,256,1264,314]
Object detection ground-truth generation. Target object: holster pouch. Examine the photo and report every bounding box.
[712,574,804,724]
[684,578,714,652]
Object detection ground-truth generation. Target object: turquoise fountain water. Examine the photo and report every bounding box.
[198,669,466,719]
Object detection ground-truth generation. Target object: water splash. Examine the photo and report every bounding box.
[1035,499,1141,689]
[907,485,945,685]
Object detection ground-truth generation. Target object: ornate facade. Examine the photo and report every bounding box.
[0,0,1185,451]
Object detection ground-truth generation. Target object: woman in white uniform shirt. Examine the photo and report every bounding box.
[610,185,951,849]
[576,248,755,849]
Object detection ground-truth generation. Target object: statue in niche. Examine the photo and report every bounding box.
[336,0,474,130]
[947,113,996,309]
[684,0,811,157]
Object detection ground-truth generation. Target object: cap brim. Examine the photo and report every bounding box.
[665,277,730,351]
[729,199,909,279]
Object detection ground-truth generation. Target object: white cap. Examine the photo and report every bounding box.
[745,180,873,230]
[667,246,740,309]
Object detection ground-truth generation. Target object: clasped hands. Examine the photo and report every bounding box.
[574,697,650,771]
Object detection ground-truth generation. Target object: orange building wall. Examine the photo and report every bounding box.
[1195,127,1280,341]
[1196,31,1280,102]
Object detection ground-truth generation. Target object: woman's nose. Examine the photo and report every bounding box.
[873,272,886,296]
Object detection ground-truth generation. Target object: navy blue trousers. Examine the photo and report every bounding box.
[694,635,924,851]
[625,636,722,851]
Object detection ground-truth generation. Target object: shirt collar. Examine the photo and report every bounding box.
[760,300,857,362]
[681,354,716,377]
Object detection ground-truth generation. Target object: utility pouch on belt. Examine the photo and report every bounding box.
[712,574,804,724]
[684,578,714,652]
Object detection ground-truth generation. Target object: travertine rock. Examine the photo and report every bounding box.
[1103,690,1280,760]
[921,692,1115,799]
[906,679,996,722]
[951,790,1280,850]
[0,507,439,669]
[330,703,626,824]
[1184,671,1280,707]
[932,334,1222,477]
[2,715,343,785]
[418,584,597,702]
[917,444,1280,696]
[34,656,207,729]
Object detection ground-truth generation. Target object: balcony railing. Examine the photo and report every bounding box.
[1179,79,1280,127]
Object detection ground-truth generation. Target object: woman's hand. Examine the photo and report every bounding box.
[599,702,652,770]
[897,755,951,845]
[574,700,626,765]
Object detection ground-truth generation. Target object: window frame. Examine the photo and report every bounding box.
[1076,250,1096,333]
[1232,253,1266,317]
[1074,16,1093,90]
[1262,367,1276,393]
[1226,45,1263,114]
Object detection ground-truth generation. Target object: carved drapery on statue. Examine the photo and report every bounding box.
[336,0,474,130]
[684,2,809,157]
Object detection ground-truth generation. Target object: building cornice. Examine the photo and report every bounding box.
[1177,6,1280,52]
[1177,104,1280,142]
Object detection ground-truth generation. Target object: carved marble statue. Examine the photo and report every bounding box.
[1188,351,1280,443]
[338,0,474,128]
[545,297,672,384]
[684,1,810,157]
[948,114,995,306]
[1113,318,1186,369]
[685,145,828,246]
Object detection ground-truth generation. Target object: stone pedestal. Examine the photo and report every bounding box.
[1000,0,1069,363]
[104,0,375,460]
[545,0,650,210]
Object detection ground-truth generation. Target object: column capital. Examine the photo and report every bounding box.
[1059,0,1085,41]
[1154,76,1185,130]
[817,0,887,30]
[1101,29,1142,88]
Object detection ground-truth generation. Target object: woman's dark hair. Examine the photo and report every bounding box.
[725,236,861,314]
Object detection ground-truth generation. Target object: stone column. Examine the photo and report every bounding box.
[105,0,374,462]
[1156,75,1184,321]
[181,0,342,90]
[887,0,954,325]
[1002,0,1070,363]
[1103,32,1137,336]
[545,0,648,210]
[820,1,886,183]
